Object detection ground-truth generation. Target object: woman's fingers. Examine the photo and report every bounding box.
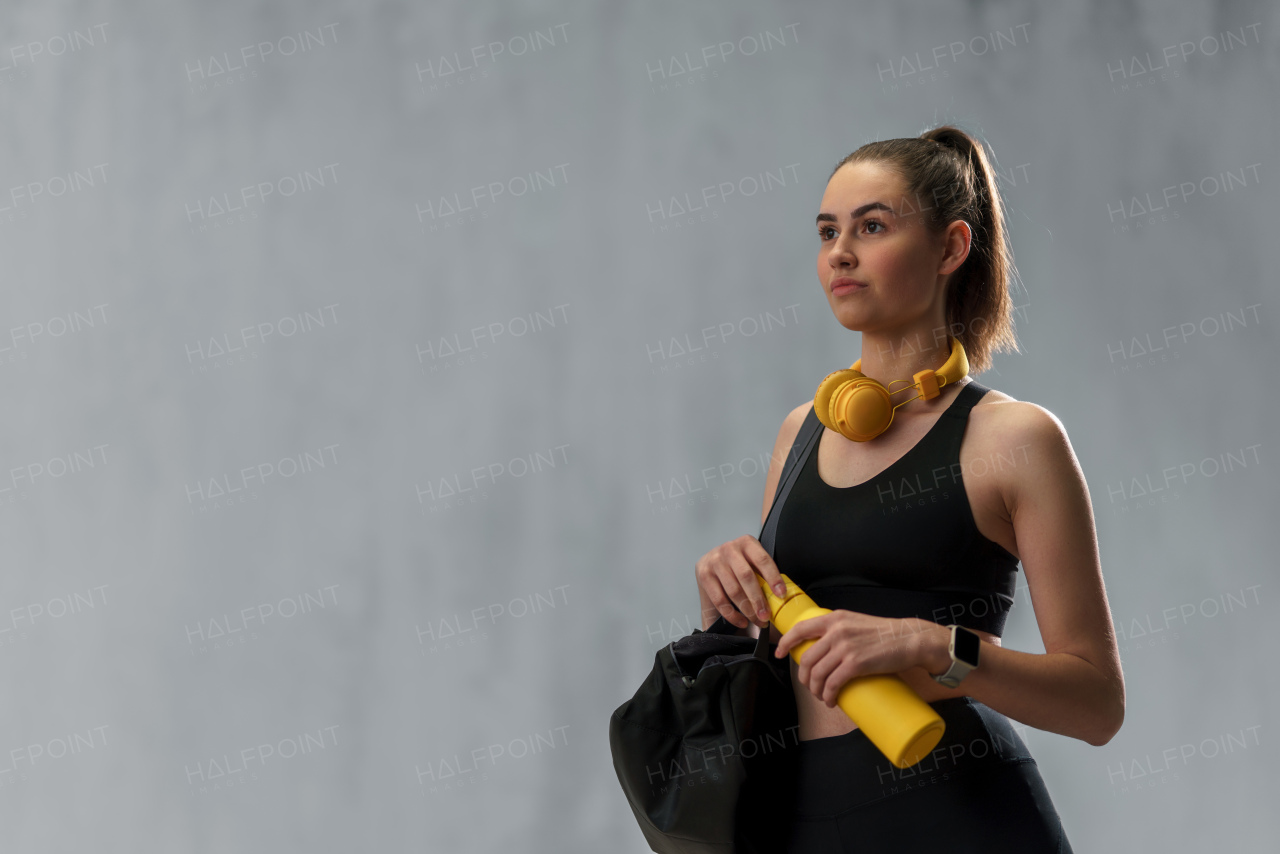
[719,579,752,628]
[723,548,771,625]
[711,582,749,628]
[696,535,787,630]
[741,536,788,599]
[695,558,747,628]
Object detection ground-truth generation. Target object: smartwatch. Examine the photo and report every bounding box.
[932,624,980,688]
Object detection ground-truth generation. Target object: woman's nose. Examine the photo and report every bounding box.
[828,234,856,264]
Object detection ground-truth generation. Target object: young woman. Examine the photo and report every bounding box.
[693,126,1123,852]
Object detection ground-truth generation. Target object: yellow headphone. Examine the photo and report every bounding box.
[814,335,969,442]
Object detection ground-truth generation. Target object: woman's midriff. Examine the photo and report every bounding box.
[781,627,1003,741]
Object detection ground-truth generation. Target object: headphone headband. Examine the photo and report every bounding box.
[850,334,967,392]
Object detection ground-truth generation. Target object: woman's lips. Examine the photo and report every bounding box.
[831,279,867,295]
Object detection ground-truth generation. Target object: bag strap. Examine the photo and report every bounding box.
[705,405,823,650]
[741,406,823,661]
[758,404,823,556]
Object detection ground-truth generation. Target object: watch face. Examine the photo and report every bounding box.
[953,627,980,666]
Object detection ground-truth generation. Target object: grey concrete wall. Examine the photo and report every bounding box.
[1,1,1274,850]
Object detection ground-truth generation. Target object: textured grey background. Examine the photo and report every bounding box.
[0,0,1275,851]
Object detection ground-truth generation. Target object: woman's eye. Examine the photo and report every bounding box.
[819,221,884,240]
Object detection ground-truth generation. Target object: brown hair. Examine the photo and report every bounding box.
[828,125,1022,374]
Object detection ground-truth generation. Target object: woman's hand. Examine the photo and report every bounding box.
[694,535,789,630]
[774,612,937,707]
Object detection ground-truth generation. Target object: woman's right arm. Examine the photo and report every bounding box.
[695,401,814,634]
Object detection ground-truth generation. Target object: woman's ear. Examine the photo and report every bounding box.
[939,220,971,276]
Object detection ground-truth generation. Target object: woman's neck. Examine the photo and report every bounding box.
[856,329,956,390]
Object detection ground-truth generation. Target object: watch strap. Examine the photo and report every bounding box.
[933,624,978,688]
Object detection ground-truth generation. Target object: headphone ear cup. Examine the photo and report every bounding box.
[831,377,893,442]
[814,369,863,431]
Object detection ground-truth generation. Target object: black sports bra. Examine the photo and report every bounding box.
[773,380,1020,636]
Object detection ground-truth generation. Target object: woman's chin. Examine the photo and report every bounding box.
[829,309,869,332]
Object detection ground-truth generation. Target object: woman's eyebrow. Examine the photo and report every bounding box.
[815,201,894,225]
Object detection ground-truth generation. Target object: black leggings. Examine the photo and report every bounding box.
[783,697,1073,853]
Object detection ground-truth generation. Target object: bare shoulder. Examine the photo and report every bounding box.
[967,384,1082,504]
[771,399,817,477]
[760,400,817,525]
[781,399,815,441]
[970,385,1071,446]
[971,383,1018,406]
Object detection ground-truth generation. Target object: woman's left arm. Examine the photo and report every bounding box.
[919,402,1125,745]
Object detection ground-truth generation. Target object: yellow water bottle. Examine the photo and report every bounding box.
[756,573,946,768]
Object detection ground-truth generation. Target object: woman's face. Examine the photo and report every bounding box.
[816,160,955,337]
